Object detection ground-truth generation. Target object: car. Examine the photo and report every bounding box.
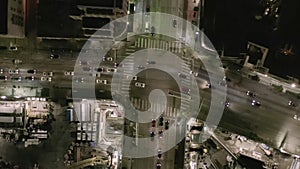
[50,53,60,59]
[0,76,8,81]
[137,65,145,69]
[181,87,191,95]
[74,77,84,83]
[95,68,104,72]
[9,69,19,74]
[293,115,300,120]
[151,119,156,127]
[25,76,35,81]
[246,91,255,97]
[150,131,155,141]
[225,101,230,107]
[82,66,92,71]
[27,69,36,74]
[157,149,162,159]
[114,63,122,67]
[79,60,88,65]
[0,68,3,74]
[178,73,187,79]
[206,83,211,88]
[40,77,46,81]
[64,71,74,76]
[164,121,169,130]
[107,68,117,72]
[288,100,296,107]
[102,57,113,61]
[12,59,22,64]
[189,71,198,76]
[147,61,156,64]
[9,46,18,51]
[158,130,163,138]
[156,162,161,169]
[132,76,138,81]
[90,73,101,77]
[12,76,22,81]
[96,79,108,84]
[159,116,164,126]
[135,82,145,88]
[47,77,52,82]
[251,100,261,106]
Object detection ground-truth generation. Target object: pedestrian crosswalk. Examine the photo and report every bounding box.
[135,36,182,54]
[129,97,179,118]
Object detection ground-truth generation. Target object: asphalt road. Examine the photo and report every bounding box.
[1,42,300,168]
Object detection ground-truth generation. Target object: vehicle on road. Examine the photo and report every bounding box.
[79,60,88,65]
[158,130,163,138]
[165,121,169,130]
[159,116,164,126]
[0,76,7,81]
[74,77,84,83]
[9,46,18,51]
[0,68,3,74]
[181,87,191,95]
[156,162,161,169]
[95,68,104,72]
[96,79,108,84]
[9,69,19,74]
[12,59,22,64]
[178,72,187,79]
[64,71,74,76]
[288,100,296,107]
[41,77,52,82]
[251,100,261,106]
[50,53,60,59]
[27,69,36,74]
[137,65,145,69]
[25,76,35,81]
[135,82,145,88]
[12,76,22,81]
[150,131,155,141]
[107,68,117,72]
[82,66,92,71]
[225,101,230,107]
[151,119,156,127]
[246,91,255,97]
[147,61,156,64]
[102,57,113,61]
[157,149,162,159]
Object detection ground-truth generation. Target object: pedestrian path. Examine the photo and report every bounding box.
[135,36,182,53]
[129,97,179,118]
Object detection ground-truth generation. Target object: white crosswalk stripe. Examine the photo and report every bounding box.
[127,97,182,119]
[135,37,182,53]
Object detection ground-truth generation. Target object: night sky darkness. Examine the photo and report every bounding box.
[204,0,300,79]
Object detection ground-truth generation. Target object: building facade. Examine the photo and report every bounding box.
[0,0,25,38]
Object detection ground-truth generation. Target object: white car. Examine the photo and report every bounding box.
[96,79,108,84]
[9,69,19,74]
[64,71,74,76]
[43,72,53,76]
[107,68,117,72]
[135,82,145,88]
[47,77,52,82]
[103,57,113,61]
[40,77,46,81]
